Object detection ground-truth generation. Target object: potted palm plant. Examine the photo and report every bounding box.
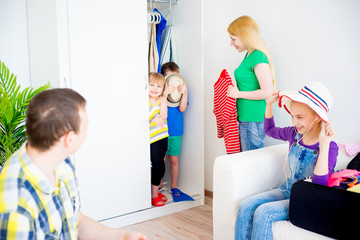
[0,60,50,167]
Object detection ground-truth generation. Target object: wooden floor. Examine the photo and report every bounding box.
[122,196,213,240]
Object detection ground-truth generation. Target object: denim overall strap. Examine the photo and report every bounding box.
[280,133,319,198]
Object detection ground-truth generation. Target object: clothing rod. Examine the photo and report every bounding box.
[147,0,178,4]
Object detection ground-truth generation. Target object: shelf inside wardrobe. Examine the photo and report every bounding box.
[147,0,179,4]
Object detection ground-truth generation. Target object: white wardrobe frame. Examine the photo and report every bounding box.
[26,0,204,227]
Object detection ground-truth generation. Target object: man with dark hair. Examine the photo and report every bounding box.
[0,88,147,240]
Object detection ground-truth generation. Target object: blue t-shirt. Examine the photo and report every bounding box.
[167,83,190,136]
[167,106,183,136]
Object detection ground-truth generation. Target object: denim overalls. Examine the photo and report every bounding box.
[280,133,319,198]
[235,133,319,240]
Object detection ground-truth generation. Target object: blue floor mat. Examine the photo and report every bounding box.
[171,188,195,202]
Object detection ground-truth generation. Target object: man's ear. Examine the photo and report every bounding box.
[63,131,76,147]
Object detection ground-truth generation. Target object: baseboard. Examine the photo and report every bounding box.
[100,194,203,228]
[205,189,213,198]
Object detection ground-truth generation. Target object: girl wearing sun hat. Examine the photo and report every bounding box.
[234,81,339,240]
[278,81,334,123]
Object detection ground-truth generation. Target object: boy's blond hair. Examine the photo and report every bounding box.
[149,72,165,86]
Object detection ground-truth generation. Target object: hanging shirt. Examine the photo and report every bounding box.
[148,23,159,73]
[154,8,167,73]
[160,25,177,65]
[213,69,241,154]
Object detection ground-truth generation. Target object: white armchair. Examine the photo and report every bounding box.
[213,143,351,240]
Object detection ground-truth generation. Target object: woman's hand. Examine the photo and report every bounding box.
[319,121,336,145]
[227,86,240,99]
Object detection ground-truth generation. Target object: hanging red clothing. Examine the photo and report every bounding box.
[213,69,241,154]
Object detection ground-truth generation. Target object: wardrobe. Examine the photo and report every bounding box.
[26,0,204,227]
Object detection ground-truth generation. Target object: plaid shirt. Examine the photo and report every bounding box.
[0,145,80,239]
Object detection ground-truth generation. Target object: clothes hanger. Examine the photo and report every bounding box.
[147,1,162,24]
[165,0,174,26]
[154,11,162,24]
[147,10,156,24]
[147,11,152,23]
[147,7,160,24]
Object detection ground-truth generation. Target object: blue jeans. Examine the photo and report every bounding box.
[239,121,265,151]
[235,189,289,240]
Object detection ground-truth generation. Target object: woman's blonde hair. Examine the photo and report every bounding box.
[149,72,165,86]
[228,15,275,88]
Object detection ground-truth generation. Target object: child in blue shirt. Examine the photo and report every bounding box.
[160,62,191,201]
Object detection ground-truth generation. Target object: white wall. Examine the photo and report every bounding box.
[204,0,360,191]
[0,0,30,88]
[0,0,66,89]
[27,0,61,88]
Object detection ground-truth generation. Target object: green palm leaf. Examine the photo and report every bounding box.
[0,60,50,166]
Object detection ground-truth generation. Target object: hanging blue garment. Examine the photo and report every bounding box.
[160,25,177,66]
[154,8,167,73]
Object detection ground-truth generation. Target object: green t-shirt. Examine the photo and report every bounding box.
[234,50,269,122]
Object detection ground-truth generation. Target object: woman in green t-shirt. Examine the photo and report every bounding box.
[227,15,275,151]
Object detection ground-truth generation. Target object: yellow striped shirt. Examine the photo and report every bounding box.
[149,100,169,144]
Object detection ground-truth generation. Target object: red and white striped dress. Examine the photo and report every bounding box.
[213,69,241,154]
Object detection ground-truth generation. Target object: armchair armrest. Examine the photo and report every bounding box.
[213,143,289,240]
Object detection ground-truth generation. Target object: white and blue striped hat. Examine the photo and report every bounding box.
[278,81,333,123]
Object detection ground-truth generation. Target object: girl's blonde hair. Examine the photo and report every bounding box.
[228,15,275,88]
[149,72,165,86]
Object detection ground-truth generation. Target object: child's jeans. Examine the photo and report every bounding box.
[235,188,289,240]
